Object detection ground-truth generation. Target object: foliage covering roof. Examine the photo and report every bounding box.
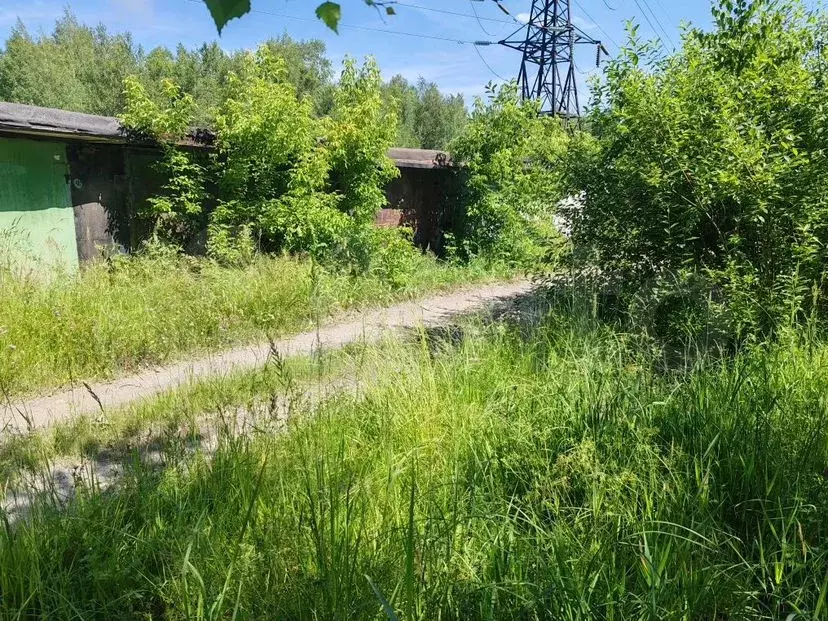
[0,101,450,167]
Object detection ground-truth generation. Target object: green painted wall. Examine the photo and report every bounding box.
[0,137,78,270]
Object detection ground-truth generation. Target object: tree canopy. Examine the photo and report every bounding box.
[384,76,467,150]
[0,11,467,148]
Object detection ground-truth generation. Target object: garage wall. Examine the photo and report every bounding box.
[0,137,78,270]
[67,142,130,261]
[382,167,453,254]
[0,131,454,270]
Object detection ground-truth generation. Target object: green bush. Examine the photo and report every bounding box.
[449,83,570,266]
[567,0,828,339]
[205,222,256,266]
[323,57,400,268]
[125,52,567,273]
[210,48,329,257]
[121,77,208,241]
[125,47,400,271]
[369,226,421,289]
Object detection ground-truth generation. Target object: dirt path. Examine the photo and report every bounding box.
[1,280,533,433]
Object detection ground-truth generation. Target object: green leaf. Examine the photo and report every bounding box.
[202,0,251,34]
[365,575,399,621]
[316,2,342,32]
[385,6,396,15]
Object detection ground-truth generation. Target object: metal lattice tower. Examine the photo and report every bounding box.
[500,0,606,117]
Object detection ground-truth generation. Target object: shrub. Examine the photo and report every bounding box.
[449,82,570,266]
[210,48,327,255]
[121,77,207,241]
[567,0,828,338]
[323,57,400,268]
[123,49,400,271]
[205,221,256,266]
[209,49,398,268]
[369,226,421,289]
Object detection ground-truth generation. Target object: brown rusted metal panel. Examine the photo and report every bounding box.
[67,143,129,261]
[383,167,454,253]
[387,148,451,169]
[0,102,214,148]
[375,208,405,228]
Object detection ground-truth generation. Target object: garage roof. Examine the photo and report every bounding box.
[0,101,451,168]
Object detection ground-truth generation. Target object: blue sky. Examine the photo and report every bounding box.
[0,1,733,104]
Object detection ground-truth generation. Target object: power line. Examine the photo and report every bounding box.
[646,0,679,48]
[571,0,620,50]
[391,1,513,26]
[649,0,673,25]
[468,0,497,37]
[630,0,663,46]
[473,45,509,81]
[640,0,675,48]
[490,0,534,28]
[632,0,675,49]
[182,0,492,45]
[391,1,511,82]
[398,0,616,52]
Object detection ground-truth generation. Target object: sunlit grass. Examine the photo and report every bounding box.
[0,246,506,397]
[2,309,826,619]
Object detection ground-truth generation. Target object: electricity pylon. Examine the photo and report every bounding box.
[499,0,606,117]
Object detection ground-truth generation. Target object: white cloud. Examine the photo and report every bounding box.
[516,12,530,24]
[114,0,153,9]
[573,15,598,31]
[108,0,155,20]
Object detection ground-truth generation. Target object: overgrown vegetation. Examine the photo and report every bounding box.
[0,18,523,399]
[1,309,826,619]
[121,76,208,242]
[0,246,502,397]
[210,52,399,267]
[4,1,828,619]
[567,0,828,340]
[122,48,412,274]
[0,11,466,147]
[449,83,570,266]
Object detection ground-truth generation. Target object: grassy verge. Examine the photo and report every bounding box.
[0,340,380,484]
[0,246,507,397]
[1,307,826,619]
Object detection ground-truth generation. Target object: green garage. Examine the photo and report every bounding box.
[0,137,77,270]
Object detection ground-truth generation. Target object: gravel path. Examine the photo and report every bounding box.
[1,280,533,433]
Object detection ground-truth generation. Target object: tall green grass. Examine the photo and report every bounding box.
[0,245,503,397]
[1,311,826,619]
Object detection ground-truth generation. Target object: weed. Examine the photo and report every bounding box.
[1,311,825,619]
[0,247,506,397]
